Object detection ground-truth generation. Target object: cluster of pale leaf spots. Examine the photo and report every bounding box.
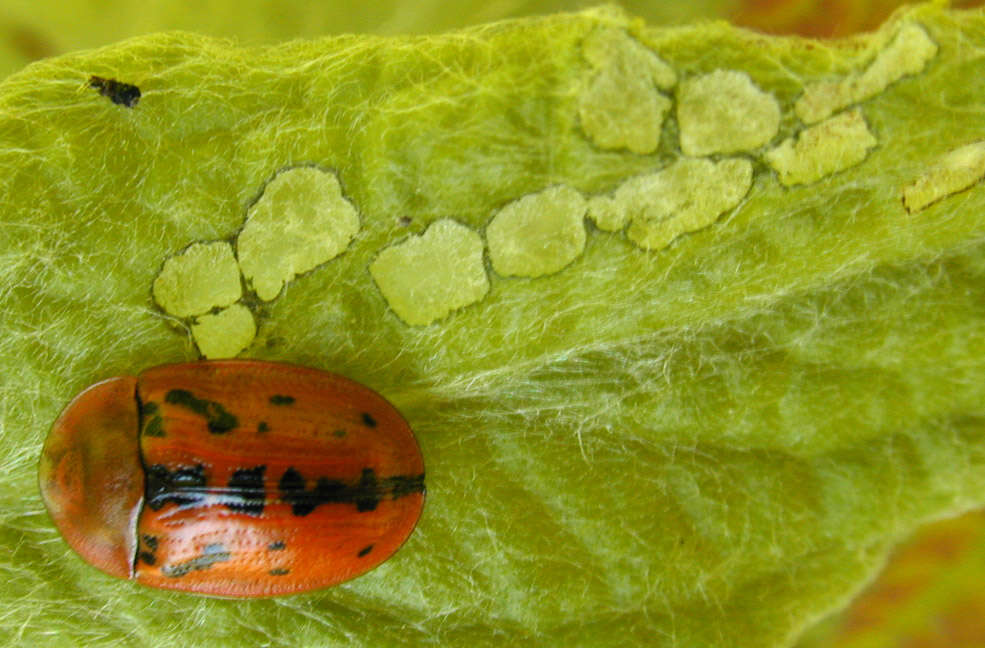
[768,22,936,186]
[368,19,951,328]
[151,166,358,357]
[795,23,939,124]
[367,29,756,327]
[787,22,985,208]
[151,15,983,342]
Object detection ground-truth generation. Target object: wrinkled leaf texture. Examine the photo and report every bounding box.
[2,3,985,647]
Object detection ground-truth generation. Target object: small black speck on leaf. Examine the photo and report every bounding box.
[88,75,141,108]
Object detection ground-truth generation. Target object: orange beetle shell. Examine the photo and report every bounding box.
[39,360,425,597]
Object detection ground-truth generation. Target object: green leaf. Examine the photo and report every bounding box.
[3,3,985,646]
[0,1,731,80]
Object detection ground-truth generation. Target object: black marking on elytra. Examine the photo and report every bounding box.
[268,568,290,576]
[333,429,347,438]
[269,394,295,406]
[385,473,427,500]
[165,389,238,434]
[146,464,207,510]
[138,534,158,566]
[257,421,270,434]
[142,416,164,437]
[279,467,425,516]
[361,412,377,428]
[141,401,159,417]
[268,541,285,551]
[140,401,165,437]
[88,75,141,108]
[354,468,380,512]
[225,466,266,516]
[357,544,374,558]
[160,544,230,579]
[145,463,277,514]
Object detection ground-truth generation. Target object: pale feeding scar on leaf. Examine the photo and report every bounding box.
[676,69,780,157]
[577,26,676,154]
[764,109,877,186]
[153,241,242,319]
[902,141,985,213]
[796,22,938,124]
[237,166,360,302]
[151,166,359,358]
[587,158,753,251]
[369,219,489,327]
[486,185,588,278]
[190,304,257,359]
